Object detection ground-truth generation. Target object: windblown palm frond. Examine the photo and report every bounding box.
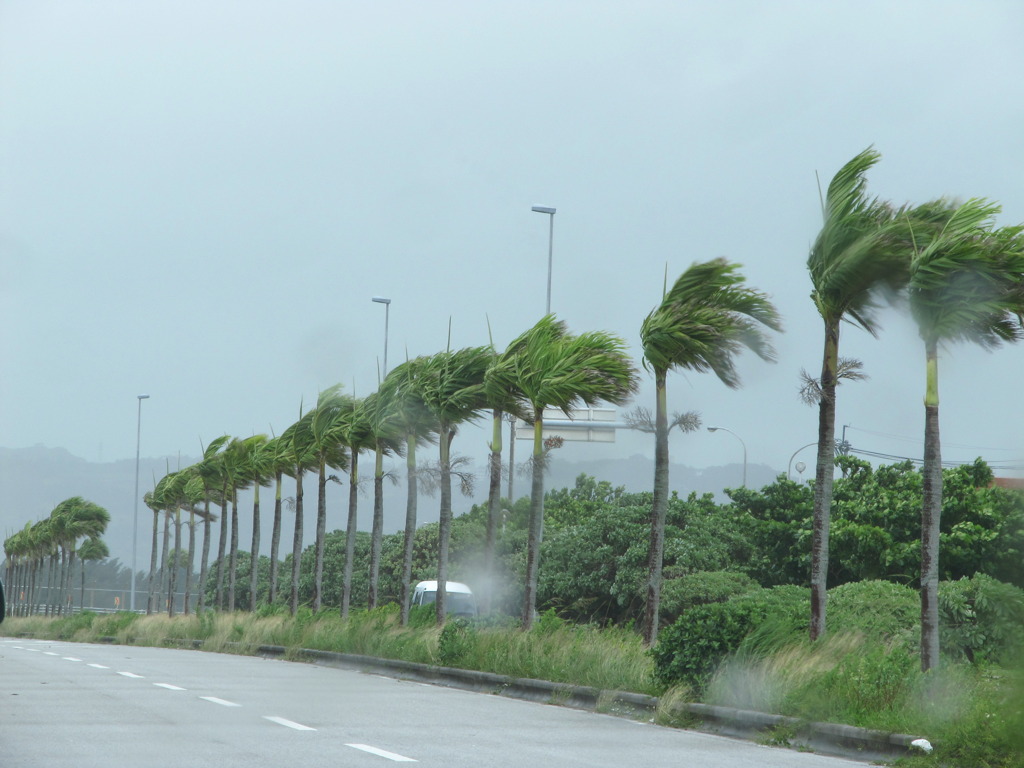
[808,147,905,335]
[642,258,782,386]
[908,198,1024,348]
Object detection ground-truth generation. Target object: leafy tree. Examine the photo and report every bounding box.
[244,435,276,611]
[805,147,903,641]
[905,197,1024,670]
[376,358,439,624]
[417,345,491,624]
[640,258,781,645]
[193,435,229,612]
[336,396,377,618]
[361,390,404,610]
[306,388,351,612]
[281,410,318,615]
[487,316,639,629]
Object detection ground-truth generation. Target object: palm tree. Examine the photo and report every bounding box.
[245,435,276,611]
[77,536,109,610]
[266,435,292,606]
[377,358,440,624]
[306,387,351,612]
[905,198,1024,671]
[638,259,781,645]
[337,396,376,618]
[144,475,172,614]
[481,334,529,615]
[221,437,261,612]
[361,390,405,610]
[488,316,639,629]
[281,410,318,615]
[805,147,904,640]
[194,435,228,612]
[181,470,209,614]
[418,345,492,625]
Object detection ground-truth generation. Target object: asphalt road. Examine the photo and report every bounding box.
[1,638,871,768]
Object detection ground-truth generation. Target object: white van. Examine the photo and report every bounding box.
[412,580,477,617]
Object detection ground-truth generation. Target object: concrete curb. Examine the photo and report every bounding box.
[253,644,920,763]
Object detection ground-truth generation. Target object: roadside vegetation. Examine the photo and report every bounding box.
[6,462,1024,766]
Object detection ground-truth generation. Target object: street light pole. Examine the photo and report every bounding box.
[372,296,391,377]
[788,441,818,480]
[707,425,747,487]
[531,205,556,315]
[130,394,150,612]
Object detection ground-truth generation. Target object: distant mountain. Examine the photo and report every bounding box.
[544,454,781,500]
[1,446,783,570]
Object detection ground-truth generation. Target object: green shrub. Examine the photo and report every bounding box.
[54,611,97,640]
[652,585,808,691]
[659,570,758,626]
[437,617,476,667]
[939,574,1024,664]
[827,579,919,642]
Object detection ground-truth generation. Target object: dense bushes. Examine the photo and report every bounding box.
[939,574,1024,664]
[651,585,809,690]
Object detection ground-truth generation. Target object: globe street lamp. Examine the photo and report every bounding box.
[707,425,747,487]
[788,441,818,480]
[372,296,391,377]
[130,394,150,612]
[531,205,556,315]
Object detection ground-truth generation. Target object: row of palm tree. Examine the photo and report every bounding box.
[119,317,637,627]
[804,148,1024,671]
[3,497,110,617]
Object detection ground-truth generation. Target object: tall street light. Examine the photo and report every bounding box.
[130,393,150,612]
[372,296,391,377]
[707,425,747,487]
[531,205,556,315]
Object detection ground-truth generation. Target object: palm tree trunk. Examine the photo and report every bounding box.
[400,435,419,625]
[313,460,327,612]
[168,509,181,617]
[215,481,229,610]
[48,552,56,617]
[80,558,87,611]
[436,426,454,626]
[810,319,840,641]
[289,470,304,616]
[228,491,240,612]
[62,550,74,616]
[269,471,283,605]
[198,497,212,612]
[483,409,503,615]
[159,512,171,613]
[184,512,196,615]
[341,453,359,618]
[368,446,385,610]
[643,368,670,646]
[920,339,943,671]
[148,511,159,614]
[522,409,545,630]
[250,484,262,611]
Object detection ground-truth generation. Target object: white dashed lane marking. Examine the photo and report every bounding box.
[118,671,145,679]
[200,696,241,707]
[346,744,418,762]
[87,663,109,669]
[154,683,186,691]
[264,716,316,731]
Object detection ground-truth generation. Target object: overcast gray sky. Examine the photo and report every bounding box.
[3,0,1024,484]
